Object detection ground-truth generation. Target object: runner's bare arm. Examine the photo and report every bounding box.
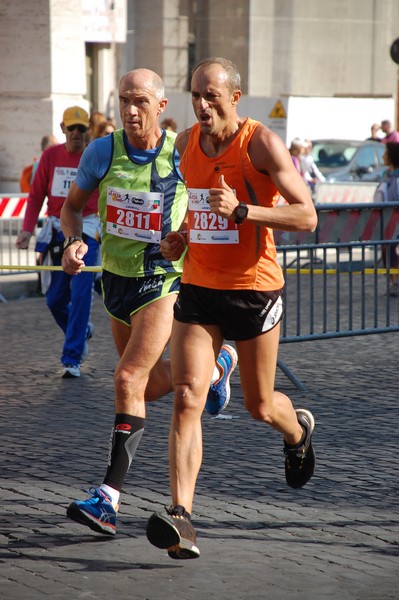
[246,125,317,231]
[209,125,317,233]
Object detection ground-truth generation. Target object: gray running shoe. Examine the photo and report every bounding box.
[146,505,200,559]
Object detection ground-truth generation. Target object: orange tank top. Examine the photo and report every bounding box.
[179,118,284,290]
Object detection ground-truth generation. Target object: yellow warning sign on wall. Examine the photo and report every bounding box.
[269,100,287,119]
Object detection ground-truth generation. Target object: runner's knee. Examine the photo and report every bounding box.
[174,382,204,413]
[114,364,146,400]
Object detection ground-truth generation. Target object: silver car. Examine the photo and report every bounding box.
[312,139,386,183]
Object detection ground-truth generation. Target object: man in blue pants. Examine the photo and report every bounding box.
[16,106,100,377]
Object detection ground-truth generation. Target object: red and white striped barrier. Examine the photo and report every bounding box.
[274,203,399,246]
[314,182,378,205]
[0,194,48,219]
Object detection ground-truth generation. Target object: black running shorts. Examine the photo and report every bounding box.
[102,269,181,325]
[174,283,284,341]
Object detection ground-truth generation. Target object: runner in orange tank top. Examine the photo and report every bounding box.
[179,117,283,290]
[146,57,318,560]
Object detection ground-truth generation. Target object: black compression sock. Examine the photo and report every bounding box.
[103,413,145,491]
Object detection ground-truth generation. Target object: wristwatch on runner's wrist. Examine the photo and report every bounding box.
[233,202,248,224]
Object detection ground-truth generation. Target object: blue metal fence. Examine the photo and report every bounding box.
[275,202,399,388]
[1,202,399,346]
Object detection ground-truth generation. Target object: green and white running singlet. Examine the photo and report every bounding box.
[98,129,188,277]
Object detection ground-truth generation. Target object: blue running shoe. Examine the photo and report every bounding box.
[66,487,117,535]
[205,344,238,416]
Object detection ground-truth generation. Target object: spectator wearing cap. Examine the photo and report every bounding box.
[16,106,101,379]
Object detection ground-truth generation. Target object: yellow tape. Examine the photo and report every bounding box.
[285,268,399,275]
[0,265,398,275]
[0,265,101,272]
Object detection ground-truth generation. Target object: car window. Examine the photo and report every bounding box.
[311,139,386,181]
[313,142,357,168]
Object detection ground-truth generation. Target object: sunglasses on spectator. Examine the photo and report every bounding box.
[66,124,88,133]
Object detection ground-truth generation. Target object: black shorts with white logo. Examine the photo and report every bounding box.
[102,269,181,325]
[174,283,284,341]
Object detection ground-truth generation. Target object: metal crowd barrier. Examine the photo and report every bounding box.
[0,194,44,276]
[275,201,399,340]
[275,201,399,388]
[0,218,39,273]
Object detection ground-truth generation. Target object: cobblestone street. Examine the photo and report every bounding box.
[0,294,398,599]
